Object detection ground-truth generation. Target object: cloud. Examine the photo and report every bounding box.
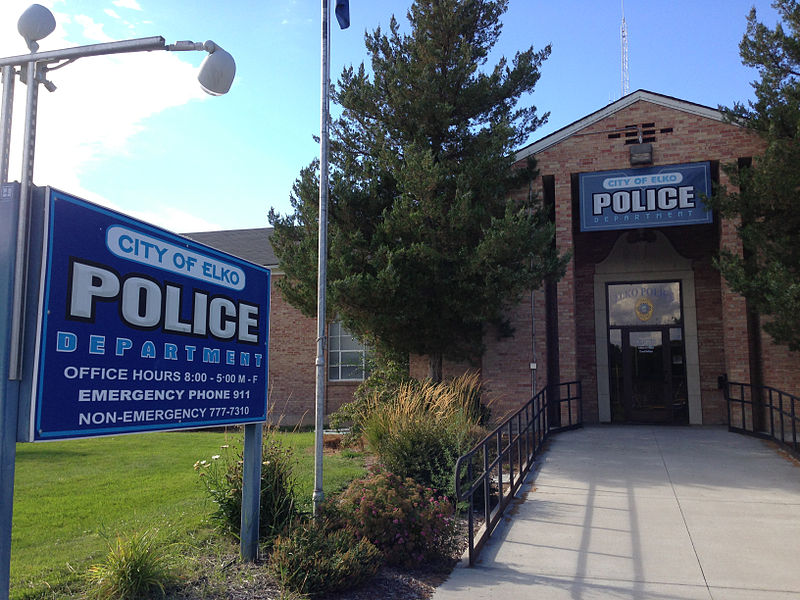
[36,180,223,232]
[0,0,210,230]
[73,14,114,42]
[127,206,224,233]
[104,8,122,20]
[42,184,223,232]
[111,0,142,10]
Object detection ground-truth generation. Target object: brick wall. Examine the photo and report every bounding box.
[572,230,618,422]
[524,98,769,425]
[267,275,316,425]
[481,298,537,420]
[268,274,359,426]
[758,327,800,397]
[665,226,727,423]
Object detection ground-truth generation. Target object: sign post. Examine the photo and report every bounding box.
[240,422,263,561]
[0,182,20,600]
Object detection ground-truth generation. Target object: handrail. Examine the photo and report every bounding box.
[454,381,582,566]
[725,381,799,459]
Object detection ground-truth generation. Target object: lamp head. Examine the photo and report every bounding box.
[197,40,235,96]
[18,4,56,53]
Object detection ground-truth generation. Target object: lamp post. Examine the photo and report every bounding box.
[0,4,237,595]
[1,4,236,380]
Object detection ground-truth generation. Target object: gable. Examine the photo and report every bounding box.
[516,90,729,161]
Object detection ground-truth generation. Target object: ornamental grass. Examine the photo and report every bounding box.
[362,372,488,497]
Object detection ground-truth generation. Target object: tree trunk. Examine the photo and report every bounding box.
[428,353,443,383]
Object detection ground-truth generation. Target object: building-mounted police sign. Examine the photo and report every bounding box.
[25,188,269,441]
[579,161,712,232]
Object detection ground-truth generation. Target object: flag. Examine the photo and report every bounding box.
[335,0,350,29]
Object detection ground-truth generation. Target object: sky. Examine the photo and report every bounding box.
[0,0,781,233]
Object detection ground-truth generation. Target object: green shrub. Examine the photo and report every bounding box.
[268,521,381,596]
[194,434,297,541]
[85,530,174,600]
[362,372,487,497]
[368,415,465,496]
[331,467,459,568]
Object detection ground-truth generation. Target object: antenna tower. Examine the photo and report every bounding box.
[620,0,630,97]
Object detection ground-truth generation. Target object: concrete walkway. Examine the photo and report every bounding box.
[433,426,800,600]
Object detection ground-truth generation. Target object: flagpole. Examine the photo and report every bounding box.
[313,0,331,516]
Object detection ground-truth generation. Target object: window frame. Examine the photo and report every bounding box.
[327,321,369,382]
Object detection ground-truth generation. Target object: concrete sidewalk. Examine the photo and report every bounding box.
[433,426,800,600]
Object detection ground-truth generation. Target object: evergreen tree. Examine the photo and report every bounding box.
[269,0,566,380]
[712,0,800,350]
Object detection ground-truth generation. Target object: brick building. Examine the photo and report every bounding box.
[188,90,800,426]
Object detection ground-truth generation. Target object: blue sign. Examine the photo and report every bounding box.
[28,189,269,440]
[579,162,712,232]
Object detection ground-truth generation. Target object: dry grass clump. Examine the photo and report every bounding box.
[362,372,489,497]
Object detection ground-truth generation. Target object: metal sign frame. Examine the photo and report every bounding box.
[579,161,712,232]
[24,188,270,441]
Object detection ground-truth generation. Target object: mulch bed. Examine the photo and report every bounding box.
[176,550,461,600]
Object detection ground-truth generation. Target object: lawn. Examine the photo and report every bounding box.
[10,429,365,599]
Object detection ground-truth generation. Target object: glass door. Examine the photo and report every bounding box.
[625,328,670,422]
[607,281,688,424]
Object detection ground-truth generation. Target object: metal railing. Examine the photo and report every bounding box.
[454,381,582,566]
[725,381,799,458]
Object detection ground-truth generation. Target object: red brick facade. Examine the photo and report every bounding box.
[415,91,799,425]
[266,274,360,426]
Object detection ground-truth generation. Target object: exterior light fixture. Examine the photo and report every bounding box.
[2,4,236,185]
[167,39,237,96]
[198,41,236,96]
[629,142,653,165]
[16,4,56,52]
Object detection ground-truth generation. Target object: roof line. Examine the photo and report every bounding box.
[515,89,726,161]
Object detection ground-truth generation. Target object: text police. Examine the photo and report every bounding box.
[67,258,260,344]
[592,185,697,216]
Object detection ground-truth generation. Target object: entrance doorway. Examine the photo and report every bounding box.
[607,282,689,424]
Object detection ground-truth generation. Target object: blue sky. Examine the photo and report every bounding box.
[0,0,779,232]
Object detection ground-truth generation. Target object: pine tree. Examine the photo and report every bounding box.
[712,0,800,351]
[269,0,566,380]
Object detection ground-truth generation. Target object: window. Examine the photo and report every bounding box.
[607,281,682,326]
[328,321,369,381]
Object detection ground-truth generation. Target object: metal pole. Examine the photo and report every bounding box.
[0,66,14,184]
[0,389,19,598]
[313,0,330,516]
[240,422,263,561]
[0,387,19,599]
[9,61,38,380]
[0,36,167,68]
[0,183,21,600]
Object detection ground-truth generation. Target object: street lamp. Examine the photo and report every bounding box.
[0,5,237,595]
[0,3,236,379]
[16,3,56,53]
[1,3,236,183]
